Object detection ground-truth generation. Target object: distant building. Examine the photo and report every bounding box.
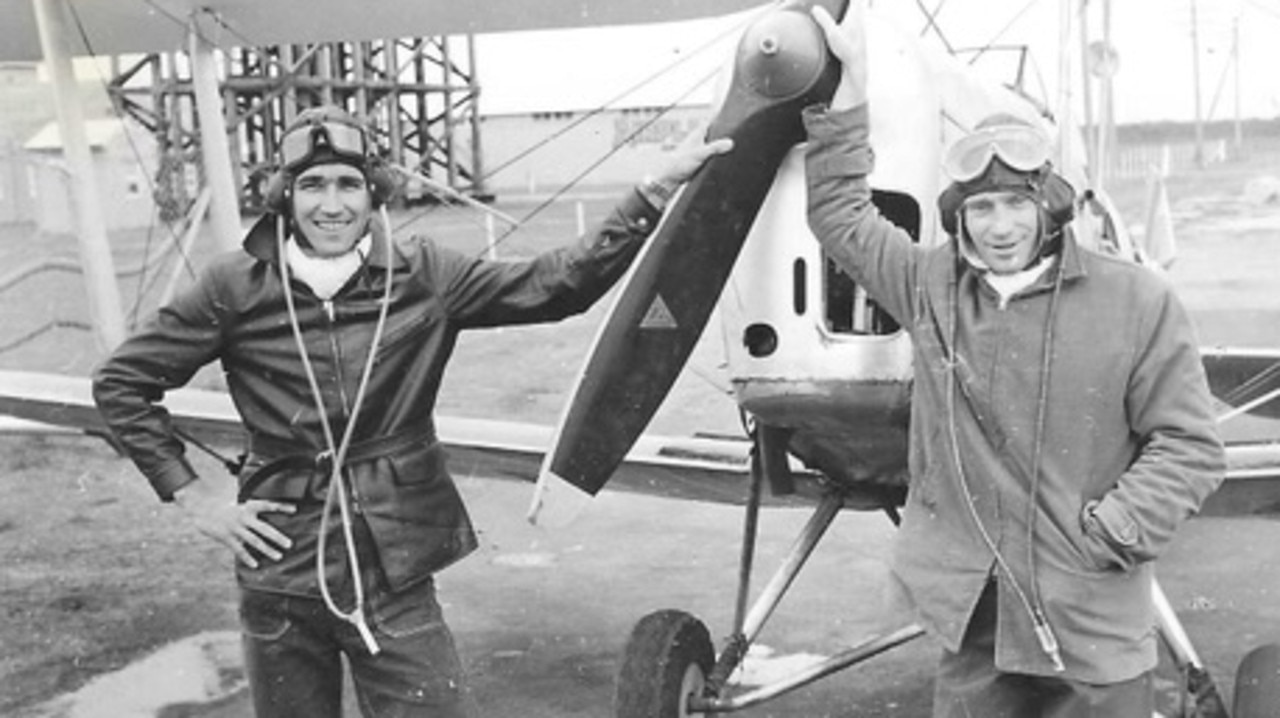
[22,117,157,233]
[0,63,48,227]
[0,135,34,226]
[0,61,145,232]
[475,104,712,197]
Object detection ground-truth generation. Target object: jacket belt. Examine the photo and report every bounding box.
[238,423,438,502]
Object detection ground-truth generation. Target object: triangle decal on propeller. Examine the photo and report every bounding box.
[639,294,679,330]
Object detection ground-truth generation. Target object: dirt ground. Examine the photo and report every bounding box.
[2,153,1280,717]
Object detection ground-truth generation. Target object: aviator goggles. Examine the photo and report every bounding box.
[942,124,1052,183]
[279,119,369,171]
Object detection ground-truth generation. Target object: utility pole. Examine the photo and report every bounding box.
[1190,0,1205,168]
[1233,17,1242,151]
[1099,0,1114,187]
[1055,0,1077,174]
[1076,0,1095,183]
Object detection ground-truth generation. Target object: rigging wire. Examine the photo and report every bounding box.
[469,68,722,258]
[967,0,1043,65]
[397,57,722,256]
[391,7,763,243]
[87,0,757,280]
[1221,359,1280,408]
[481,10,758,184]
[915,0,956,54]
[66,0,199,327]
[130,0,761,265]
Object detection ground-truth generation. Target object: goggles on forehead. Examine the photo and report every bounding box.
[279,119,369,171]
[942,124,1052,183]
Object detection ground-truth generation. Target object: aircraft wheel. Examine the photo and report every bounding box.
[1233,643,1280,717]
[614,609,715,718]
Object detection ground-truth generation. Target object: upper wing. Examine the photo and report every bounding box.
[0,369,815,507]
[0,0,761,62]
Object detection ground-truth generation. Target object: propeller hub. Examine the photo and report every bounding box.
[736,7,828,100]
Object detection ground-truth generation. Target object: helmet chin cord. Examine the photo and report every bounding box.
[945,254,1066,673]
[276,207,395,654]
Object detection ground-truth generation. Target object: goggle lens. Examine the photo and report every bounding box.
[943,125,1051,182]
[279,120,368,170]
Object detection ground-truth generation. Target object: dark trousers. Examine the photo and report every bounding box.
[933,581,1154,718]
[239,578,474,717]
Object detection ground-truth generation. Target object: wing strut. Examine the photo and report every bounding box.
[189,11,244,253]
[32,0,125,350]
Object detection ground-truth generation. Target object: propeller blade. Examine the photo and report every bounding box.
[530,0,850,524]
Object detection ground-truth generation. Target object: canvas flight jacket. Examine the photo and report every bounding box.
[93,189,663,597]
[804,104,1226,683]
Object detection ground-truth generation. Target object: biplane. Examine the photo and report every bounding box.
[2,0,1280,716]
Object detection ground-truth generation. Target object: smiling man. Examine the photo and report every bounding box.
[291,163,373,256]
[803,5,1224,717]
[92,105,731,717]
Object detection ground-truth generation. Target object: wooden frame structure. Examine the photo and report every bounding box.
[105,34,486,213]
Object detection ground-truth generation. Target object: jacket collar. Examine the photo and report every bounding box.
[242,212,408,270]
[1054,227,1087,283]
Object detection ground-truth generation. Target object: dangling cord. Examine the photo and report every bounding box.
[944,239,1064,671]
[277,208,395,654]
[1024,252,1066,671]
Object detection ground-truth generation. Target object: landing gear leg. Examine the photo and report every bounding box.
[1153,579,1229,717]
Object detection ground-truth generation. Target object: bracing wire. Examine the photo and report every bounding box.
[65,0,202,327]
[480,9,760,184]
[447,66,723,259]
[102,0,768,271]
[392,7,764,246]
[132,0,761,265]
[914,0,956,54]
[1221,359,1280,408]
[967,0,1043,65]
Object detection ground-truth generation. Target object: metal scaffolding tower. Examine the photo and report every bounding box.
[106,34,485,216]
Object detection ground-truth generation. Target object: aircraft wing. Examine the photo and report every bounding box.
[0,369,815,507]
[1,369,1277,514]
[0,0,761,62]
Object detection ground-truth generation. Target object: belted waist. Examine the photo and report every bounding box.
[238,424,438,502]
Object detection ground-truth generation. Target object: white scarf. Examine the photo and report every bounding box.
[983,256,1054,307]
[285,234,372,300]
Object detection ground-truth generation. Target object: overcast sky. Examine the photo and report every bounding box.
[474,0,1280,124]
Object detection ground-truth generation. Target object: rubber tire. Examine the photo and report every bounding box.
[1234,643,1280,718]
[614,609,715,718]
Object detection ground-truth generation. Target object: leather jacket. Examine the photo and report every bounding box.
[93,190,662,595]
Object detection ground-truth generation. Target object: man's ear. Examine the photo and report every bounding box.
[264,169,293,215]
[365,159,401,208]
[937,182,965,236]
[1042,172,1076,229]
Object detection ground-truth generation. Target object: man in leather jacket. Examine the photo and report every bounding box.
[93,105,731,717]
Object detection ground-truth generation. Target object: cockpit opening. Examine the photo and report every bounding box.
[822,189,920,336]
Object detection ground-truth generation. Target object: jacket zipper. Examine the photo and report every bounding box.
[321,298,361,513]
[321,299,352,420]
